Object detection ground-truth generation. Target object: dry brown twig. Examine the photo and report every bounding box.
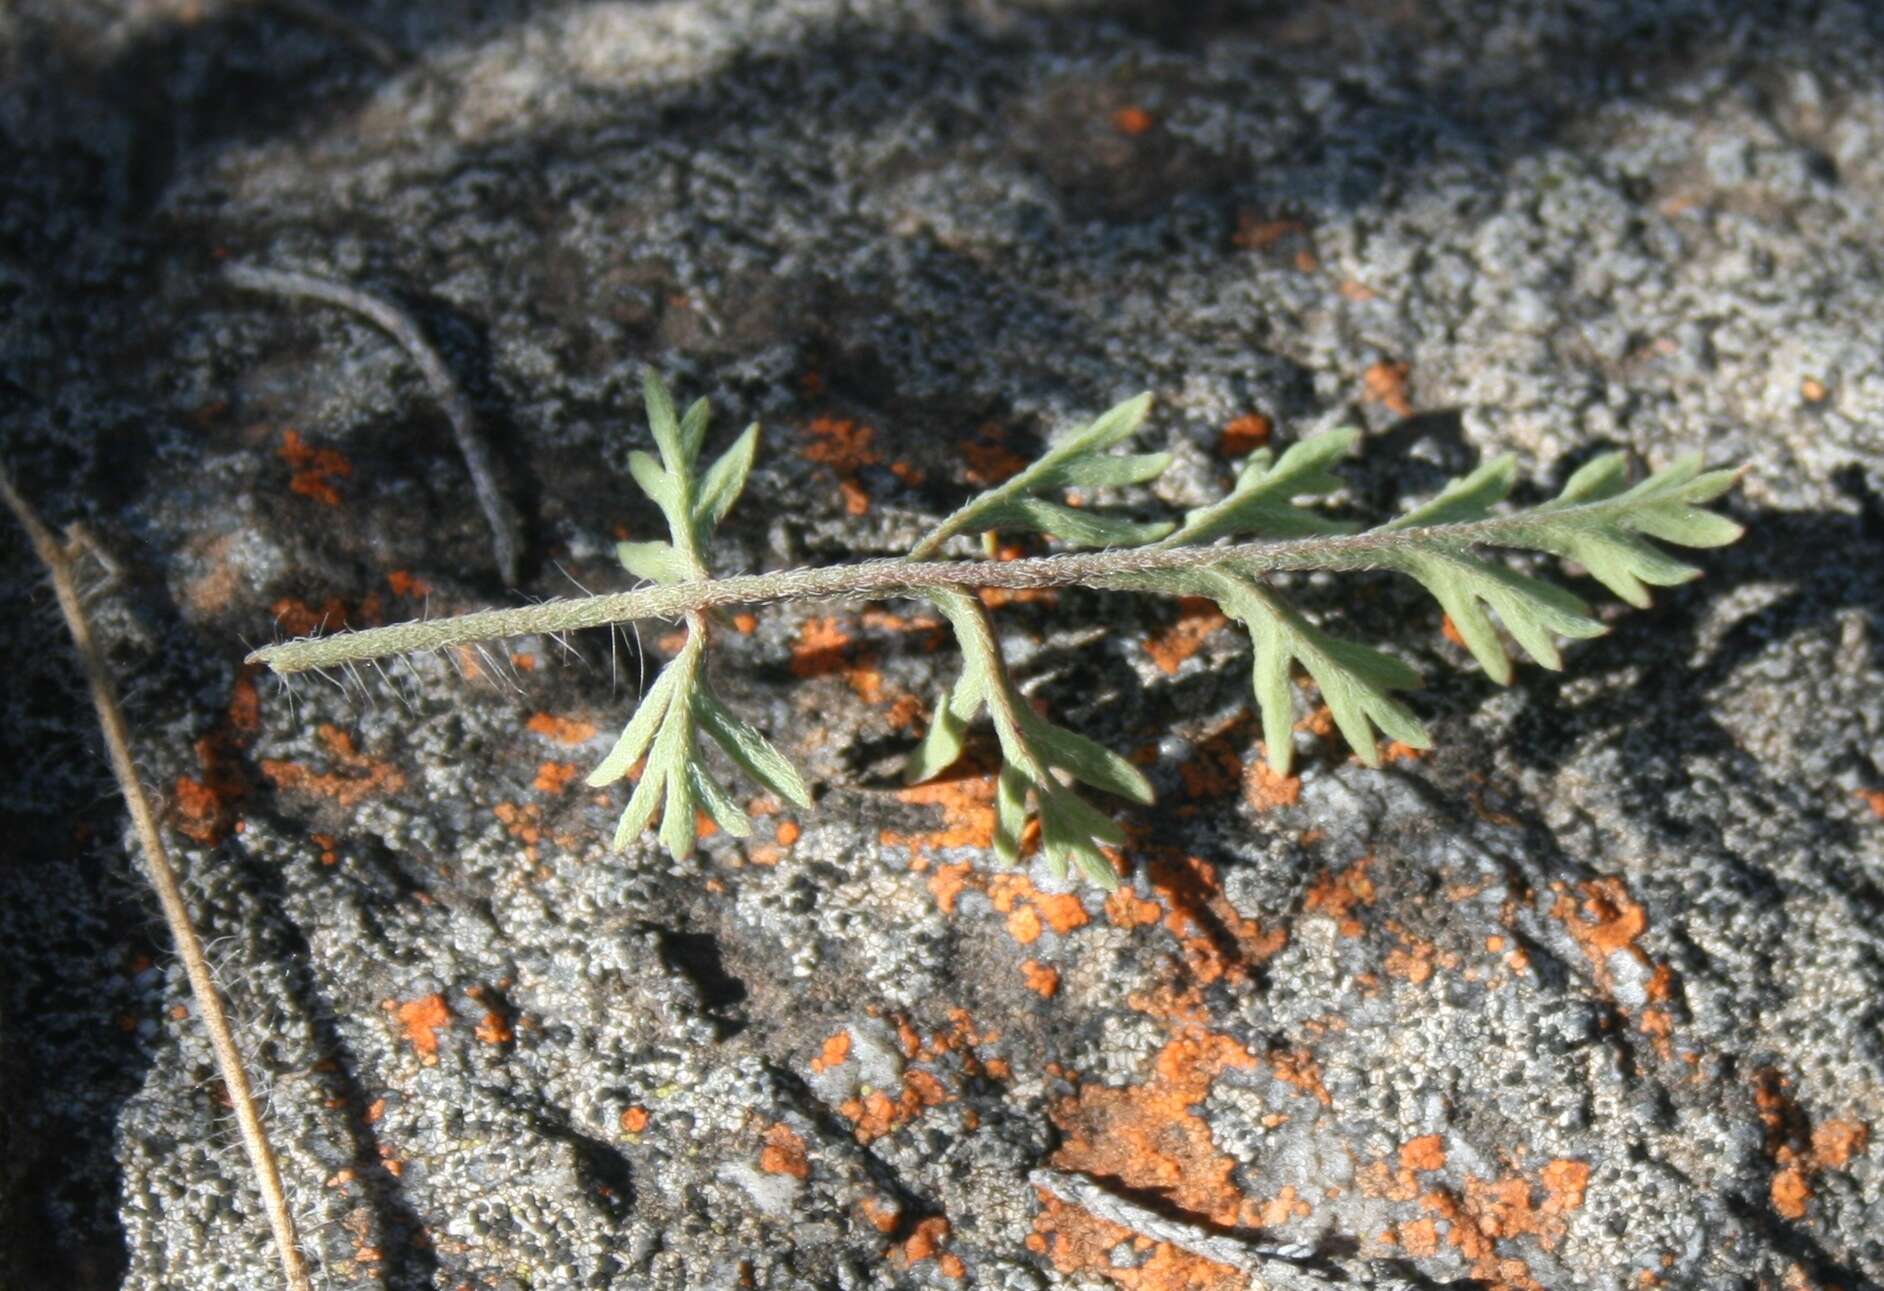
[0,467,314,1291]
[226,260,525,586]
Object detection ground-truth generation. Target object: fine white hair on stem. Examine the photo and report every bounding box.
[224,261,525,586]
[245,479,1726,680]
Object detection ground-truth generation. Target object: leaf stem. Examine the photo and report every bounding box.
[246,490,1705,676]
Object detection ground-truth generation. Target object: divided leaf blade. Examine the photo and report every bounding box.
[694,423,760,532]
[695,687,812,808]
[588,661,685,786]
[616,540,694,585]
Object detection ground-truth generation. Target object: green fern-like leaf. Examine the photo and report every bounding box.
[910,394,1175,556]
[907,590,1150,889]
[254,378,1745,890]
[1114,441,1744,773]
[896,397,1180,888]
[1162,428,1360,546]
[587,374,808,860]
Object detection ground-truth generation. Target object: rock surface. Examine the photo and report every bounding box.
[2,1,1881,1288]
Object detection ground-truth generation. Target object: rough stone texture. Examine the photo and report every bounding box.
[2,2,1881,1288]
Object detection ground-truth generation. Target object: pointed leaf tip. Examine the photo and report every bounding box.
[695,422,760,532]
[643,370,686,471]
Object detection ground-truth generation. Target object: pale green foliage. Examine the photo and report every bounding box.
[591,374,1743,887]
[907,590,1153,888]
[587,374,806,858]
[911,393,1175,555]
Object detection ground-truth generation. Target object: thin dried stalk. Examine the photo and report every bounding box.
[226,261,525,586]
[0,467,314,1291]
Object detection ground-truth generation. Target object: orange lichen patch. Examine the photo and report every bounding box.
[526,713,597,745]
[731,611,759,634]
[260,724,406,808]
[493,801,545,858]
[1255,1185,1315,1227]
[1856,788,1884,819]
[474,1009,514,1047]
[1540,1160,1591,1214]
[837,1010,1009,1145]
[1021,959,1061,997]
[1380,740,1426,764]
[1112,105,1154,136]
[859,1196,901,1233]
[1244,759,1302,811]
[839,1068,951,1144]
[211,667,257,739]
[1770,1167,1812,1220]
[278,429,351,506]
[391,995,450,1064]
[1552,877,1646,972]
[746,810,801,866]
[891,1216,959,1273]
[883,691,926,730]
[269,594,360,639]
[533,761,580,794]
[1396,1216,1440,1258]
[800,416,884,515]
[1800,377,1828,403]
[1032,1192,1244,1291]
[619,1106,650,1135]
[1550,876,1680,1054]
[887,773,998,857]
[988,873,1093,945]
[1753,1068,1872,1222]
[385,569,431,598]
[1146,598,1229,675]
[1339,279,1378,302]
[1105,885,1164,929]
[1400,1135,1447,1173]
[962,422,1031,486]
[1296,702,1337,739]
[859,607,948,643]
[1384,938,1436,985]
[1219,413,1271,457]
[790,617,853,678]
[1409,1171,1574,1291]
[1362,360,1413,418]
[1142,853,1288,984]
[927,861,976,914]
[810,1031,853,1073]
[1048,1025,1257,1244]
[1271,1048,1332,1106]
[1809,1120,1869,1169]
[173,733,247,845]
[1303,858,1375,937]
[759,1123,810,1179]
[994,889,1039,942]
[1233,212,1307,250]
[1424,1163,1588,1272]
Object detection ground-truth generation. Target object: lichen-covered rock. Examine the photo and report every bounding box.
[2,1,1881,1288]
